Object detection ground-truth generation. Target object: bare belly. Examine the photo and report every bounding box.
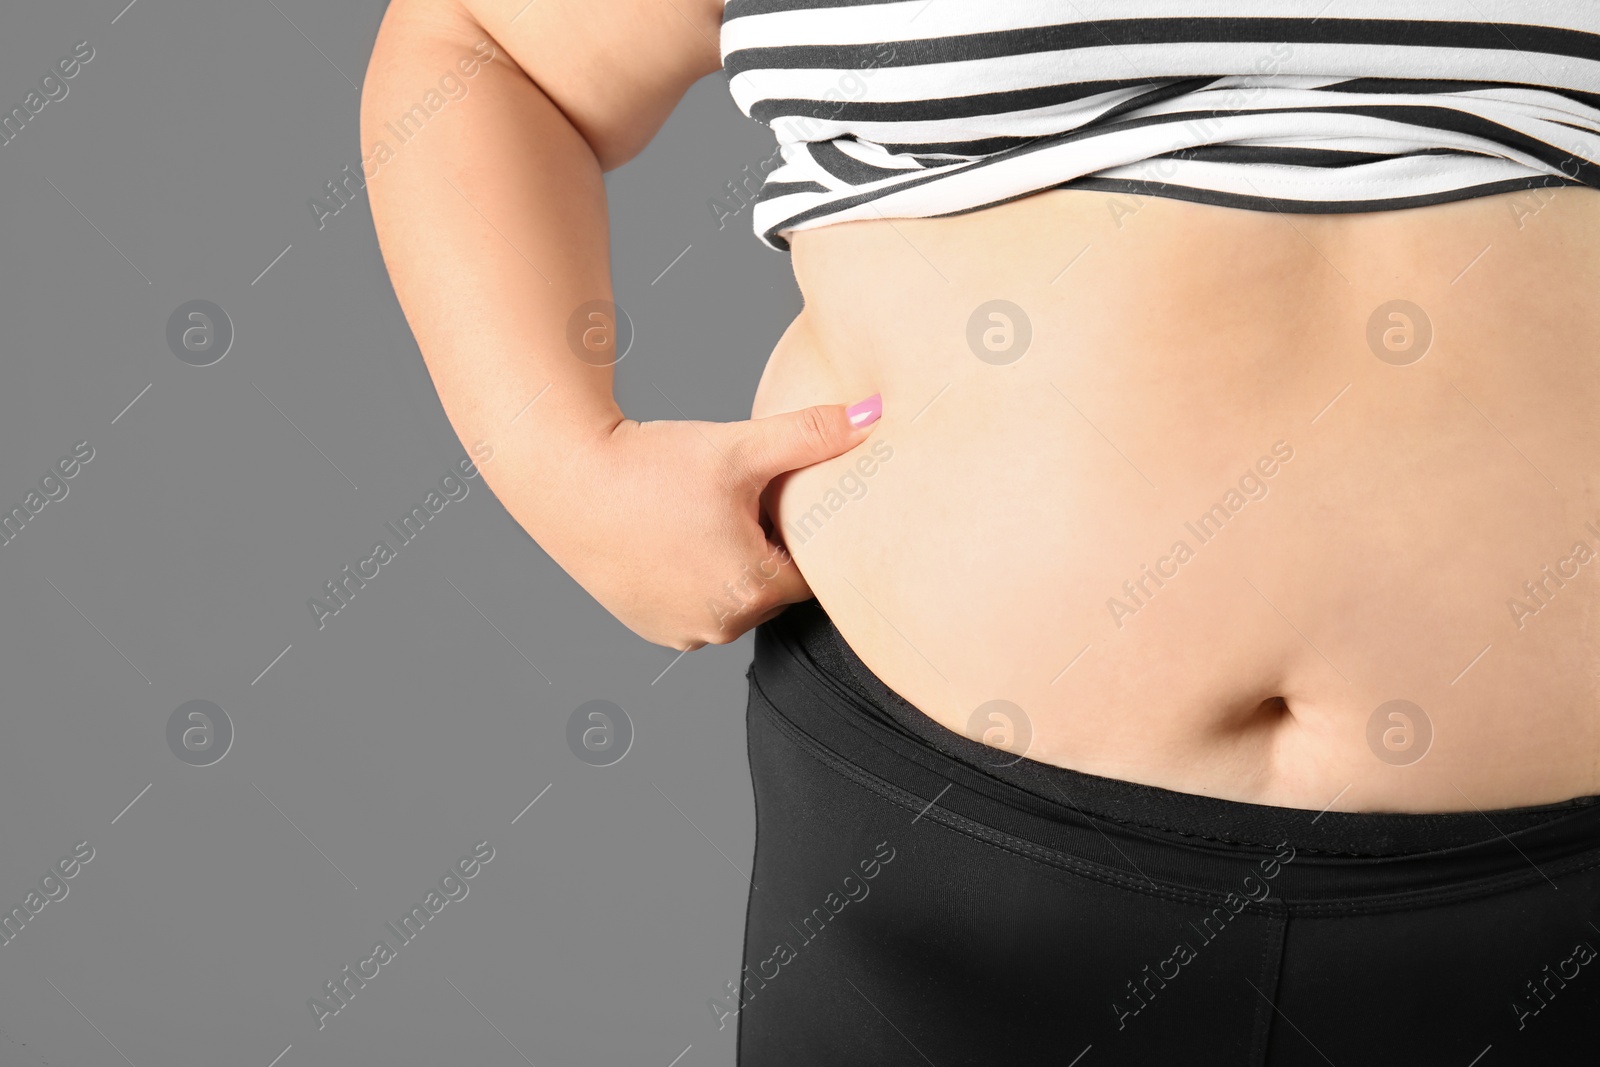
[749,184,1600,812]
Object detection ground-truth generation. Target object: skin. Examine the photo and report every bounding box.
[365,0,1600,811]
[362,0,857,652]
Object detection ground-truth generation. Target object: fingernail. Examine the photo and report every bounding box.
[846,393,882,428]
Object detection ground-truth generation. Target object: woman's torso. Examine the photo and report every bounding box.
[750,185,1600,811]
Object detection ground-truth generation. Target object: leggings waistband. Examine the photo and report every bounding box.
[752,599,1600,908]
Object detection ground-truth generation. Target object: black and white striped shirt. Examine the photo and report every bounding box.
[719,1,1600,251]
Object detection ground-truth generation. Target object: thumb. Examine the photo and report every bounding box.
[729,394,882,484]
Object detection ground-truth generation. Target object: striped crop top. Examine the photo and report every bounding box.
[718,1,1600,251]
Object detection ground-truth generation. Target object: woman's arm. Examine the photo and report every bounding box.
[362,0,720,461]
[361,0,880,649]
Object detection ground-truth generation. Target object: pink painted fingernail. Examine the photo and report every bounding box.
[846,393,882,428]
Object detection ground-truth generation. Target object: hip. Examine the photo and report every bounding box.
[735,611,1600,1065]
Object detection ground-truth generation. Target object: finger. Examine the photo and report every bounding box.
[725,394,882,486]
[759,568,811,608]
[712,589,800,643]
[745,602,792,629]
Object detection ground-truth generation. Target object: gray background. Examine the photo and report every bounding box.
[0,2,797,1064]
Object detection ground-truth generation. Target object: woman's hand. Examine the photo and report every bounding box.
[546,397,882,651]
[364,0,835,652]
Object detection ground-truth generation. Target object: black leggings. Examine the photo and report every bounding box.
[734,599,1600,1066]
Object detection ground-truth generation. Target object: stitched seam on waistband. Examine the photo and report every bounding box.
[768,618,1331,850]
[753,681,1228,909]
[767,614,1597,855]
[751,675,1600,915]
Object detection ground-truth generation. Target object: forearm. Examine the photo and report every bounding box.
[361,1,623,534]
[357,0,830,652]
